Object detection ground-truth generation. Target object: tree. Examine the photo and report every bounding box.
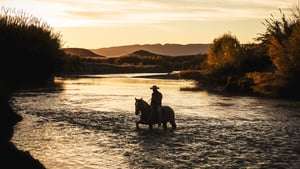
[207,33,241,75]
[257,6,300,79]
[285,21,300,78]
[247,4,300,98]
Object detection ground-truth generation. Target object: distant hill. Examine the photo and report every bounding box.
[58,47,207,75]
[131,49,160,56]
[102,49,206,72]
[63,48,104,58]
[91,43,210,57]
[124,49,170,58]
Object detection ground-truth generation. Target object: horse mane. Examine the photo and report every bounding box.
[140,98,150,108]
[141,98,149,107]
[136,98,150,113]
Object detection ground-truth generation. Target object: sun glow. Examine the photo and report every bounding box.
[1,0,297,48]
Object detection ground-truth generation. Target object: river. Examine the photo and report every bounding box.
[11,73,300,169]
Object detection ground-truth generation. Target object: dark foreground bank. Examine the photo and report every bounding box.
[0,93,45,169]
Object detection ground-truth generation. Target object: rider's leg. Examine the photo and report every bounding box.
[149,106,154,124]
[157,106,162,126]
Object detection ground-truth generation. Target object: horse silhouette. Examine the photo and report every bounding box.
[135,98,176,130]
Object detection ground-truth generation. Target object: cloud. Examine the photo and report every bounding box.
[1,0,296,27]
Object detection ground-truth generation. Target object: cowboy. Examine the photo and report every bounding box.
[150,85,163,126]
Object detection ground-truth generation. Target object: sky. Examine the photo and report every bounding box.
[0,0,298,49]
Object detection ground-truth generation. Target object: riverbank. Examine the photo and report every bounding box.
[0,93,46,169]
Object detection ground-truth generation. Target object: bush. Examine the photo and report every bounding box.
[245,72,287,97]
[0,7,63,88]
[207,33,241,75]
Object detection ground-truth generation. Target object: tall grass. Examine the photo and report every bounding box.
[0,7,63,87]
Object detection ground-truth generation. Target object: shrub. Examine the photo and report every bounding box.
[0,7,63,88]
[207,33,241,75]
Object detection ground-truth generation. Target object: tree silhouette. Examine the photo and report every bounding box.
[0,7,63,88]
[207,33,241,76]
[257,6,300,79]
[247,4,300,98]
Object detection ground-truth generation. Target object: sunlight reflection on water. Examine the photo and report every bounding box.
[11,74,300,169]
[55,75,198,114]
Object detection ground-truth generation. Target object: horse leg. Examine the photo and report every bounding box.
[163,122,167,130]
[136,121,140,130]
[170,120,176,129]
[169,110,177,129]
[148,124,153,130]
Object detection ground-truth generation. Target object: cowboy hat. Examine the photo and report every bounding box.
[150,85,159,89]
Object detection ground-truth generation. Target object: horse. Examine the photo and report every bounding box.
[135,98,176,130]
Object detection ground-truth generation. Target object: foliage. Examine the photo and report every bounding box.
[0,7,63,88]
[285,21,300,78]
[240,44,272,73]
[249,4,300,97]
[207,33,242,76]
[256,6,300,78]
[193,3,300,98]
[245,72,286,97]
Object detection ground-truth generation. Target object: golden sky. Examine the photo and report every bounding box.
[1,0,297,49]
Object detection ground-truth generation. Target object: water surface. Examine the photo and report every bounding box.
[11,74,300,168]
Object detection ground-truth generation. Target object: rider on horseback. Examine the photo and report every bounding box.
[150,85,163,126]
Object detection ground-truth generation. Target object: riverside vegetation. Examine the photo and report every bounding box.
[0,7,63,168]
[61,5,300,99]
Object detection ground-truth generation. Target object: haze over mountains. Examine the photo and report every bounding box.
[63,48,104,57]
[90,43,210,57]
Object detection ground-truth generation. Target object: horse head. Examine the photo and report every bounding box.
[135,97,144,115]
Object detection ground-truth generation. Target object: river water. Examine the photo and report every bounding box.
[11,73,300,169]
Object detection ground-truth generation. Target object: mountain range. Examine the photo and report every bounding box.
[63,48,104,58]
[90,43,210,57]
